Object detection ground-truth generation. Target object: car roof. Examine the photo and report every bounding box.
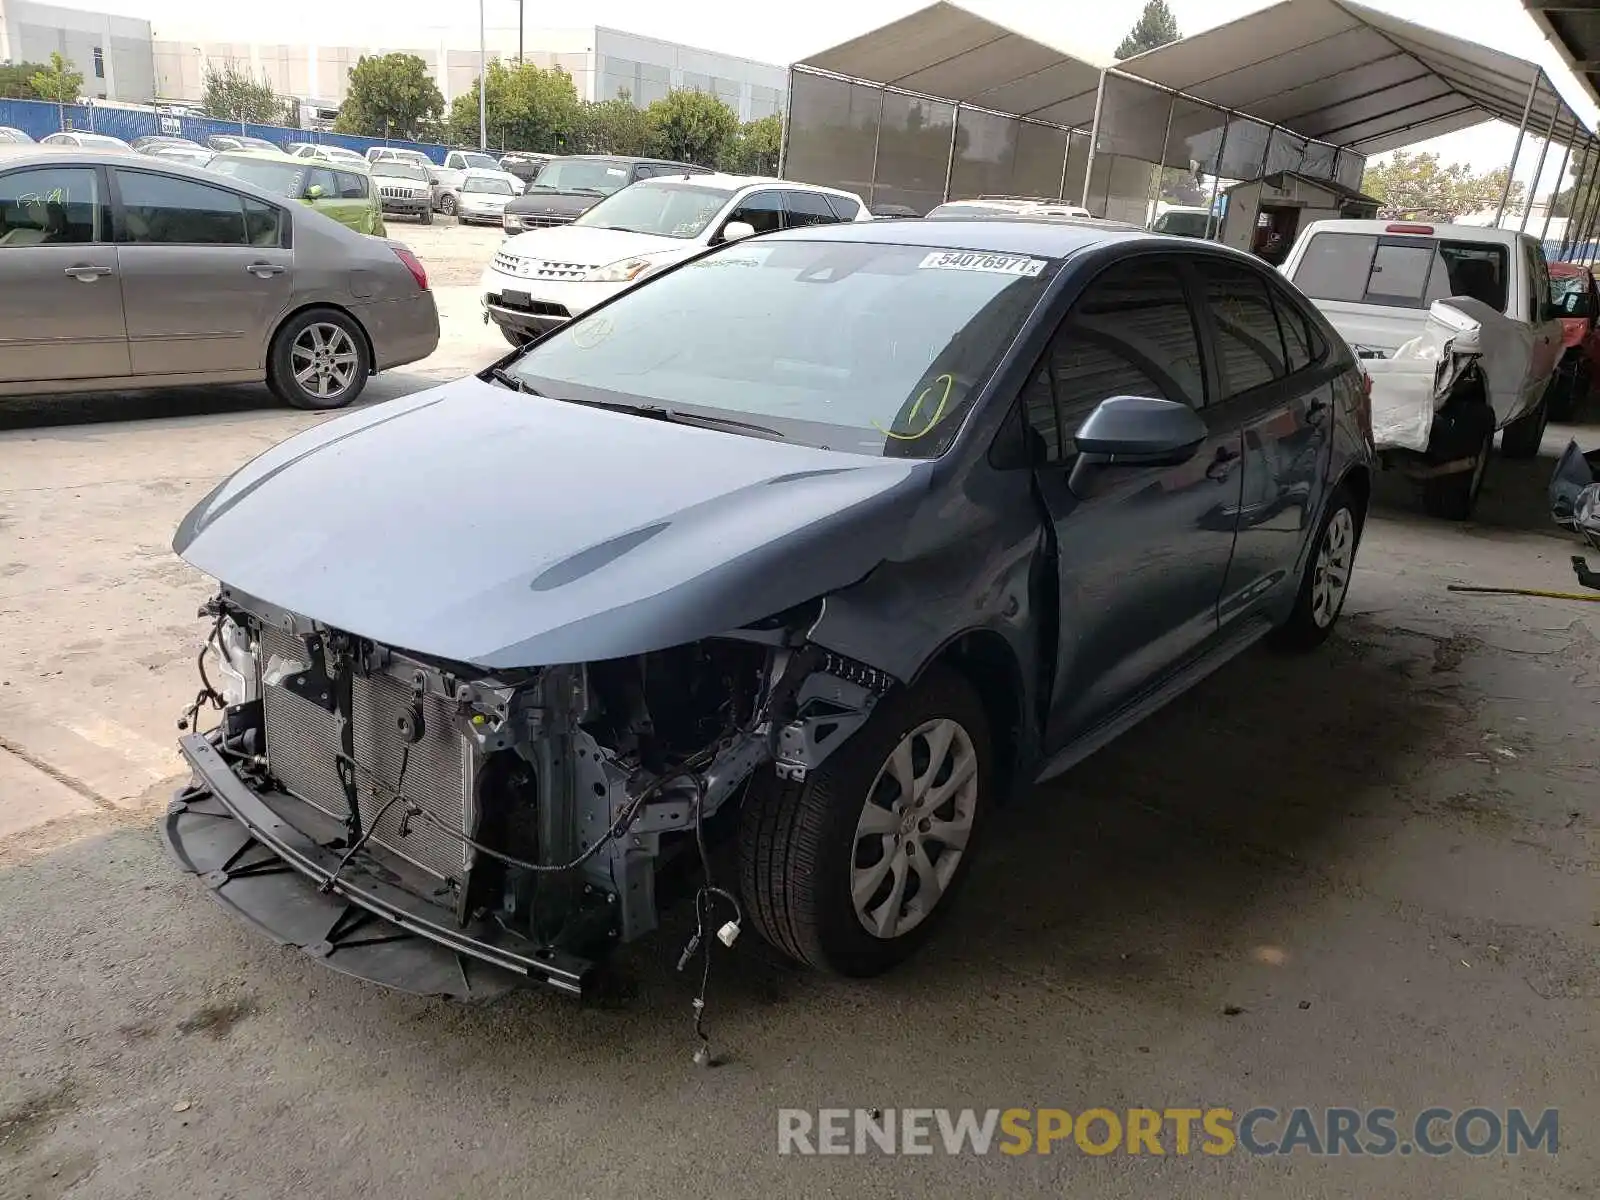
[211,147,305,165]
[640,170,861,201]
[1300,218,1533,245]
[556,154,700,167]
[763,216,1153,257]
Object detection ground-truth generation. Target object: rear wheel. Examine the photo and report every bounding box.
[500,326,532,349]
[440,192,458,217]
[1269,483,1363,651]
[1500,396,1547,459]
[267,308,370,410]
[1422,428,1490,520]
[738,666,990,976]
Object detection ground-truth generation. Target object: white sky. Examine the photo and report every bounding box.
[77,0,1600,199]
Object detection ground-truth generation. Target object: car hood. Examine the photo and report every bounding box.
[500,224,682,266]
[505,190,604,218]
[173,379,929,669]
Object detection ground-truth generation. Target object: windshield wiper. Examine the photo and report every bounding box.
[487,367,542,395]
[562,396,784,439]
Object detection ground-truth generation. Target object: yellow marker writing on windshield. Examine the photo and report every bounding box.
[876,373,954,441]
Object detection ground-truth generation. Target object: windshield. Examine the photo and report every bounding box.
[1154,211,1213,237]
[531,158,634,195]
[79,133,126,148]
[239,138,277,152]
[927,203,1017,219]
[208,156,307,197]
[155,147,215,166]
[573,182,734,238]
[506,239,1053,457]
[464,176,514,195]
[459,152,499,170]
[1550,272,1586,301]
[373,161,428,182]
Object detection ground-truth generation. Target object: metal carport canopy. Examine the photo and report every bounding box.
[794,1,1107,130]
[1523,0,1600,111]
[1114,0,1591,154]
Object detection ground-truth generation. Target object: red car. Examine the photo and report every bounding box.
[1546,262,1600,418]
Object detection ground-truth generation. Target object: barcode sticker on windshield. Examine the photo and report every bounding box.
[919,250,1045,276]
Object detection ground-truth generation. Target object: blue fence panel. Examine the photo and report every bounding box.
[0,96,452,163]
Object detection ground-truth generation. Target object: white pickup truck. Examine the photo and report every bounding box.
[1280,219,1563,518]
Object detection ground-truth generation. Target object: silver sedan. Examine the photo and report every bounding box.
[0,145,439,409]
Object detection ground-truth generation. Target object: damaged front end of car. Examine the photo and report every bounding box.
[164,585,892,1000]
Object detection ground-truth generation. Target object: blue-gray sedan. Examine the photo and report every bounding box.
[163,217,1375,999]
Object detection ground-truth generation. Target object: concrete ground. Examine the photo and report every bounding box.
[1,221,1597,1197]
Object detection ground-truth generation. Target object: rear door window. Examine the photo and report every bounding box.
[825,193,861,221]
[335,171,368,199]
[1196,259,1287,396]
[783,190,841,228]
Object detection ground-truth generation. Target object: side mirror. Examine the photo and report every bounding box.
[1074,396,1208,465]
[721,220,756,243]
[305,184,325,200]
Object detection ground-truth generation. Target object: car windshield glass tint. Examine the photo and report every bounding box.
[508,239,1054,457]
[208,157,307,198]
[459,152,499,170]
[531,159,634,194]
[373,162,427,181]
[1156,211,1211,236]
[1550,272,1586,301]
[464,177,514,194]
[573,183,734,237]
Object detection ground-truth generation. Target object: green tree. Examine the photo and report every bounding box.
[334,53,443,140]
[645,88,738,166]
[1361,149,1524,222]
[200,62,294,126]
[29,52,83,121]
[1115,0,1180,59]
[0,60,51,100]
[572,90,653,155]
[446,61,580,151]
[719,114,783,175]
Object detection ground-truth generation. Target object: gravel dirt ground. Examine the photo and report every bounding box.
[1,221,1597,1198]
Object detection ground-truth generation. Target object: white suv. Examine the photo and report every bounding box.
[480,174,870,345]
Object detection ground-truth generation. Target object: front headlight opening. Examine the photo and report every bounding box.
[585,257,654,283]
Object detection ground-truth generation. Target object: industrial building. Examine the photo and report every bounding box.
[0,0,154,102]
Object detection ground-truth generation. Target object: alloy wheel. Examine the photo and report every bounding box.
[291,323,360,401]
[1311,506,1355,628]
[850,718,978,939]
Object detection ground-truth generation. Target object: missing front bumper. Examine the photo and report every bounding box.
[162,733,596,1000]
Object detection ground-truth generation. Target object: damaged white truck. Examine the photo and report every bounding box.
[1281,220,1563,519]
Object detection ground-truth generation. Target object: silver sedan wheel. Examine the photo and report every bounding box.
[291,323,360,401]
[1311,506,1356,628]
[851,718,978,940]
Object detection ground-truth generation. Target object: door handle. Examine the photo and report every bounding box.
[63,264,113,281]
[1206,445,1241,481]
[1306,396,1328,423]
[246,262,287,277]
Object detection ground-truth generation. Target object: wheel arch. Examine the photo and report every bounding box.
[269,302,376,376]
[908,628,1026,806]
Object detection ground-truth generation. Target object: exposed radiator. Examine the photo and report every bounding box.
[259,625,471,882]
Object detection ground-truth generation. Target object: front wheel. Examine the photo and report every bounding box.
[1422,429,1490,520]
[499,325,532,349]
[1269,483,1363,652]
[267,308,370,411]
[440,192,458,217]
[420,206,434,226]
[738,666,991,976]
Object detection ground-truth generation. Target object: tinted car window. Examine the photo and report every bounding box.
[243,197,284,247]
[1024,259,1204,462]
[725,190,784,235]
[335,171,367,199]
[1197,260,1285,395]
[1271,286,1316,374]
[826,193,862,221]
[784,190,840,228]
[115,170,248,245]
[0,166,102,246]
[306,167,338,199]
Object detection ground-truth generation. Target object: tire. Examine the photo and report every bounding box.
[1268,483,1363,652]
[440,192,457,217]
[267,308,370,411]
[1421,427,1490,520]
[738,665,992,977]
[1500,395,1547,459]
[1545,357,1578,421]
[500,325,531,349]
[420,206,433,226]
